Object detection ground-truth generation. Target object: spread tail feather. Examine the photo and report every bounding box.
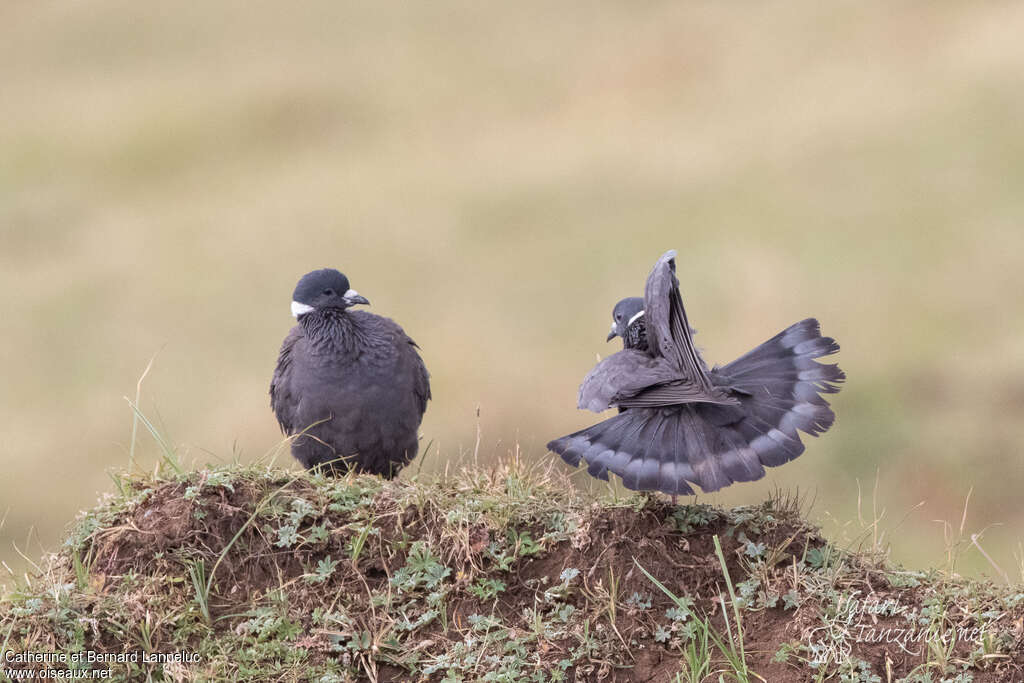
[713,317,844,454]
[547,406,769,495]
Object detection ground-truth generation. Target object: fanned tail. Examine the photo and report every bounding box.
[548,409,701,495]
[712,317,844,467]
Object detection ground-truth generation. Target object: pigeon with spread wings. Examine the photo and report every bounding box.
[547,250,844,496]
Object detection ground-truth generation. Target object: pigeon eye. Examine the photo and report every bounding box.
[615,314,623,321]
[323,289,334,296]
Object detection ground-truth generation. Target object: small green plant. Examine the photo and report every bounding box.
[510,529,542,557]
[305,556,339,584]
[806,545,832,570]
[671,504,719,533]
[71,546,94,591]
[636,542,754,683]
[738,532,767,559]
[712,535,752,680]
[469,577,506,600]
[288,498,315,525]
[391,542,451,592]
[307,523,329,543]
[347,521,377,563]
[666,604,691,622]
[543,567,579,602]
[626,591,652,610]
[275,523,301,547]
[675,618,712,683]
[187,558,211,626]
[237,604,303,643]
[125,396,183,475]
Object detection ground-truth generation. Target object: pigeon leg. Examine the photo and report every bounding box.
[670,494,677,506]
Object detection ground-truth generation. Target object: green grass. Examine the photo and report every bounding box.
[2,459,1022,682]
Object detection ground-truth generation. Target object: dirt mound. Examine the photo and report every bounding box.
[4,464,1023,682]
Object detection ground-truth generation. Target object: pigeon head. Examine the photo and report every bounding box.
[607,297,645,342]
[290,268,370,317]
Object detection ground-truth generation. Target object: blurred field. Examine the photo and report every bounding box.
[2,1,1023,580]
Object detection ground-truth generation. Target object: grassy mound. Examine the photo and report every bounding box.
[2,460,1023,682]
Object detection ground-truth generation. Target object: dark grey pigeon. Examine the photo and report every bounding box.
[270,268,430,478]
[547,250,844,496]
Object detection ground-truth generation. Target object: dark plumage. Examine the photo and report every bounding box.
[270,268,430,478]
[547,250,844,496]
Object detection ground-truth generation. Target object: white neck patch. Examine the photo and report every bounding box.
[291,301,315,317]
[628,310,645,326]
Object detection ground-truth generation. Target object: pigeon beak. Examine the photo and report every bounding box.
[343,289,370,306]
[606,323,618,342]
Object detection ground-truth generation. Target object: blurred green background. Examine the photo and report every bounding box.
[2,1,1023,581]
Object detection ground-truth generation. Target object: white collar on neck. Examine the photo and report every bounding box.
[291,301,315,317]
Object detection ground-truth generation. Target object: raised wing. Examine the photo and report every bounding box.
[643,250,729,398]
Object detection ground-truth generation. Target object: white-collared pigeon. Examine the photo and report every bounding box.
[548,251,844,496]
[271,268,430,477]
